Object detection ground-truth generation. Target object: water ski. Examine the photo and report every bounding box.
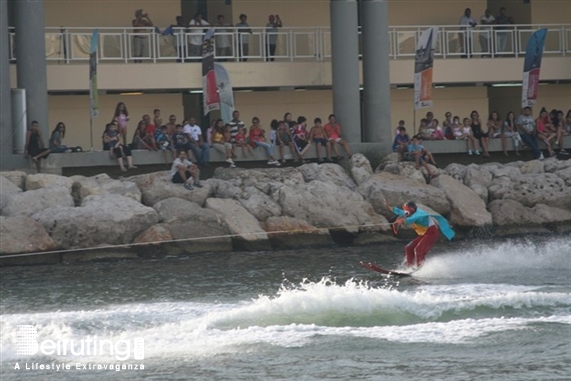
[359,261,413,278]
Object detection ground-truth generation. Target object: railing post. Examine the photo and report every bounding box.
[124,29,128,64]
[289,28,294,62]
[152,28,157,63]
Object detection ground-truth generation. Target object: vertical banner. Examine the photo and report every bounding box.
[522,28,547,108]
[89,29,100,118]
[214,63,235,124]
[414,27,438,110]
[202,29,220,115]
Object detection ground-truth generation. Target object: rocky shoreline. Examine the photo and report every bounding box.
[1,154,570,266]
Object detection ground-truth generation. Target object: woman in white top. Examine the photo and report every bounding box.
[502,111,521,156]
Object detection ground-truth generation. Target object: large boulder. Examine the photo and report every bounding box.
[443,163,467,182]
[127,171,212,207]
[489,165,522,181]
[298,163,357,190]
[0,216,57,254]
[488,173,571,209]
[262,216,334,249]
[205,198,270,250]
[382,162,427,185]
[275,180,389,234]
[3,186,74,218]
[431,174,492,227]
[0,176,23,213]
[487,199,550,236]
[237,186,282,221]
[25,173,73,191]
[543,158,571,173]
[207,178,242,199]
[357,172,450,218]
[148,197,232,252]
[464,165,493,203]
[554,167,571,187]
[31,194,159,249]
[375,152,400,172]
[0,171,27,190]
[349,153,374,185]
[531,204,571,234]
[213,167,304,194]
[520,160,544,175]
[71,174,141,205]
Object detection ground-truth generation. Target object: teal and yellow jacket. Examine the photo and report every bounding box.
[392,206,455,241]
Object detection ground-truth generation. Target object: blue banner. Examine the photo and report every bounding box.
[214,63,234,124]
[522,28,547,108]
[89,29,99,118]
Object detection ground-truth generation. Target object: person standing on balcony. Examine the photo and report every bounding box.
[236,14,252,62]
[132,9,153,63]
[265,14,282,62]
[479,9,495,57]
[495,8,514,55]
[459,8,477,58]
[188,13,210,58]
[215,15,232,61]
[172,16,186,62]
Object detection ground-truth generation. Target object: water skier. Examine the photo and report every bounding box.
[389,201,455,268]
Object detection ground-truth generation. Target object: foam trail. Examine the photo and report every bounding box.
[415,237,571,278]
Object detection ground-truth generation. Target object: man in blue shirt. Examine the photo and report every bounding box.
[392,126,410,158]
[408,136,439,179]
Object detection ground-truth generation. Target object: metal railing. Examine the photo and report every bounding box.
[7,24,570,64]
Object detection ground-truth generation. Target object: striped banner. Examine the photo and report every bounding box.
[414,27,438,110]
[521,28,547,108]
[89,29,99,118]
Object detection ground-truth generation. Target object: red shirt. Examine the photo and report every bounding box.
[145,124,156,136]
[249,127,264,146]
[324,123,341,139]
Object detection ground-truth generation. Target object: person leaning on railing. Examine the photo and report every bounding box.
[236,14,252,62]
[495,7,514,55]
[132,9,153,63]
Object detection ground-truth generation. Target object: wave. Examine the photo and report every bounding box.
[2,278,570,361]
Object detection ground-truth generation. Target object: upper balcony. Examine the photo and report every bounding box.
[8,24,571,91]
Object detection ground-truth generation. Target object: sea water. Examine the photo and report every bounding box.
[1,237,570,380]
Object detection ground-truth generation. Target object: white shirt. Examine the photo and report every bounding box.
[171,158,192,177]
[183,124,202,142]
[480,15,495,37]
[236,22,250,44]
[517,115,535,134]
[459,15,477,29]
[215,24,231,48]
[188,19,209,46]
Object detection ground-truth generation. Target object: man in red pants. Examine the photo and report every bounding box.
[391,201,455,268]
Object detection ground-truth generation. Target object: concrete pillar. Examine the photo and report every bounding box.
[14,0,49,137]
[362,0,392,151]
[330,0,361,142]
[0,0,12,154]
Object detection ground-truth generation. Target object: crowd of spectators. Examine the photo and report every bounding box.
[393,108,571,163]
[100,103,354,172]
[23,103,571,174]
[133,9,283,62]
